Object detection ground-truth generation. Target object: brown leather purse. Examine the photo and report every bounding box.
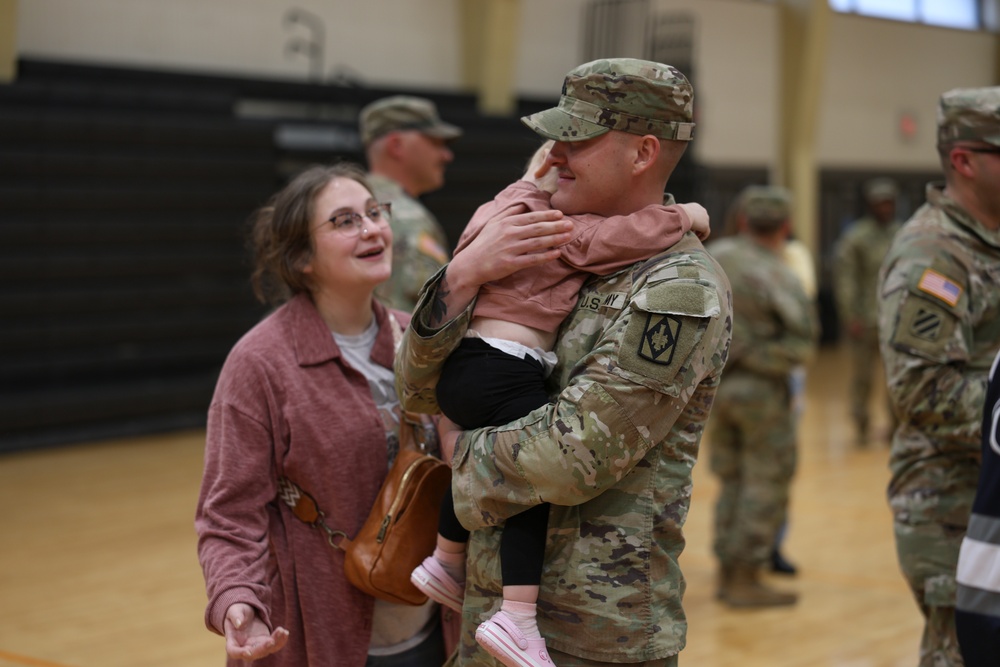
[343,412,450,604]
[278,412,451,605]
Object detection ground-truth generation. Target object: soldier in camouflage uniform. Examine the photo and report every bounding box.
[706,186,818,607]
[395,59,732,667]
[878,86,1000,667]
[834,177,903,443]
[360,96,461,311]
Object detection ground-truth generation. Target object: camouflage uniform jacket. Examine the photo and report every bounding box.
[368,173,450,312]
[396,233,732,662]
[835,216,902,331]
[879,183,1000,516]
[708,236,818,381]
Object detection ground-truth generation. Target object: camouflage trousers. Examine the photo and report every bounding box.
[891,472,976,667]
[848,329,896,434]
[544,649,676,667]
[445,636,678,667]
[893,519,966,667]
[709,372,796,568]
[444,613,679,667]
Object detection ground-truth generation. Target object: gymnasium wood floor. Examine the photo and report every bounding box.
[0,345,923,667]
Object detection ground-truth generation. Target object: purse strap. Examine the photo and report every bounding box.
[277,476,349,550]
[277,311,433,545]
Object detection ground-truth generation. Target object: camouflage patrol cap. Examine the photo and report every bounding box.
[937,86,1000,147]
[739,185,791,230]
[359,95,463,145]
[521,58,695,142]
[863,177,898,203]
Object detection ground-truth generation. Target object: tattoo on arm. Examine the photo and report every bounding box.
[429,276,451,327]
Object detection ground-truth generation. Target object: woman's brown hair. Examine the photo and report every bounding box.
[249,163,373,305]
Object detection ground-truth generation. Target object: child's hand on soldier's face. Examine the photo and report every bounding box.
[523,141,558,194]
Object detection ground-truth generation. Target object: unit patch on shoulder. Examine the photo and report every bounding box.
[620,310,702,386]
[637,313,683,366]
[917,268,962,307]
[909,307,942,342]
[890,296,957,361]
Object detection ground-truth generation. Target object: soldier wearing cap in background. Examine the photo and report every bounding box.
[395,58,732,667]
[706,186,818,608]
[878,86,1000,667]
[834,177,903,445]
[360,95,462,311]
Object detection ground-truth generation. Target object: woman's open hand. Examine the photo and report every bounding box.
[224,603,289,662]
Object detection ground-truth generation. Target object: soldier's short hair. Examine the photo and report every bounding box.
[521,58,695,142]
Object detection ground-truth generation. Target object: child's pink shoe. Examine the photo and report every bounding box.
[410,556,464,611]
[475,610,555,667]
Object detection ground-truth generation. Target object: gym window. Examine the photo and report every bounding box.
[828,0,990,31]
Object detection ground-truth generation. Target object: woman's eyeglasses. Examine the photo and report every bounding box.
[326,203,392,236]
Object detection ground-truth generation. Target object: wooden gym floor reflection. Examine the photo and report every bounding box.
[0,345,920,667]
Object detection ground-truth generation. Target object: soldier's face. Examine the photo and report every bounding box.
[870,199,895,223]
[546,132,636,217]
[398,131,454,196]
[951,143,1000,219]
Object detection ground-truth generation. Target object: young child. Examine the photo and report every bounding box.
[410,141,710,667]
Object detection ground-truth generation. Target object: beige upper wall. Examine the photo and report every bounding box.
[18,0,465,87]
[16,0,996,171]
[819,14,995,170]
[16,0,581,95]
[653,0,781,169]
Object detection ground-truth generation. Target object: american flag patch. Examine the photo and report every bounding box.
[417,232,448,265]
[917,268,962,306]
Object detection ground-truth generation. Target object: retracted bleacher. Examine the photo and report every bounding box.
[0,58,552,452]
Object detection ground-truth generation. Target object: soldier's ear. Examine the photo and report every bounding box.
[947,146,975,178]
[632,135,660,176]
[383,131,405,159]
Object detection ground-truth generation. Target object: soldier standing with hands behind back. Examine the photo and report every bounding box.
[878,86,1000,667]
[835,177,902,444]
[707,186,818,608]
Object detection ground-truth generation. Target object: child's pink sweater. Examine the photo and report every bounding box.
[454,181,693,332]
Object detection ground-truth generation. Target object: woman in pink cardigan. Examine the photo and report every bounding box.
[196,163,467,666]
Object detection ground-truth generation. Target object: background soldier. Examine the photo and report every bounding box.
[835,177,902,444]
[707,186,819,607]
[878,86,1000,667]
[360,95,461,311]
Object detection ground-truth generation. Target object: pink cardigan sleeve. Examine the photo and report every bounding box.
[455,181,694,275]
[453,182,557,255]
[196,356,281,635]
[559,204,692,274]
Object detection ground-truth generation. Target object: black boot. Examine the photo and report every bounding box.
[770,548,798,576]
